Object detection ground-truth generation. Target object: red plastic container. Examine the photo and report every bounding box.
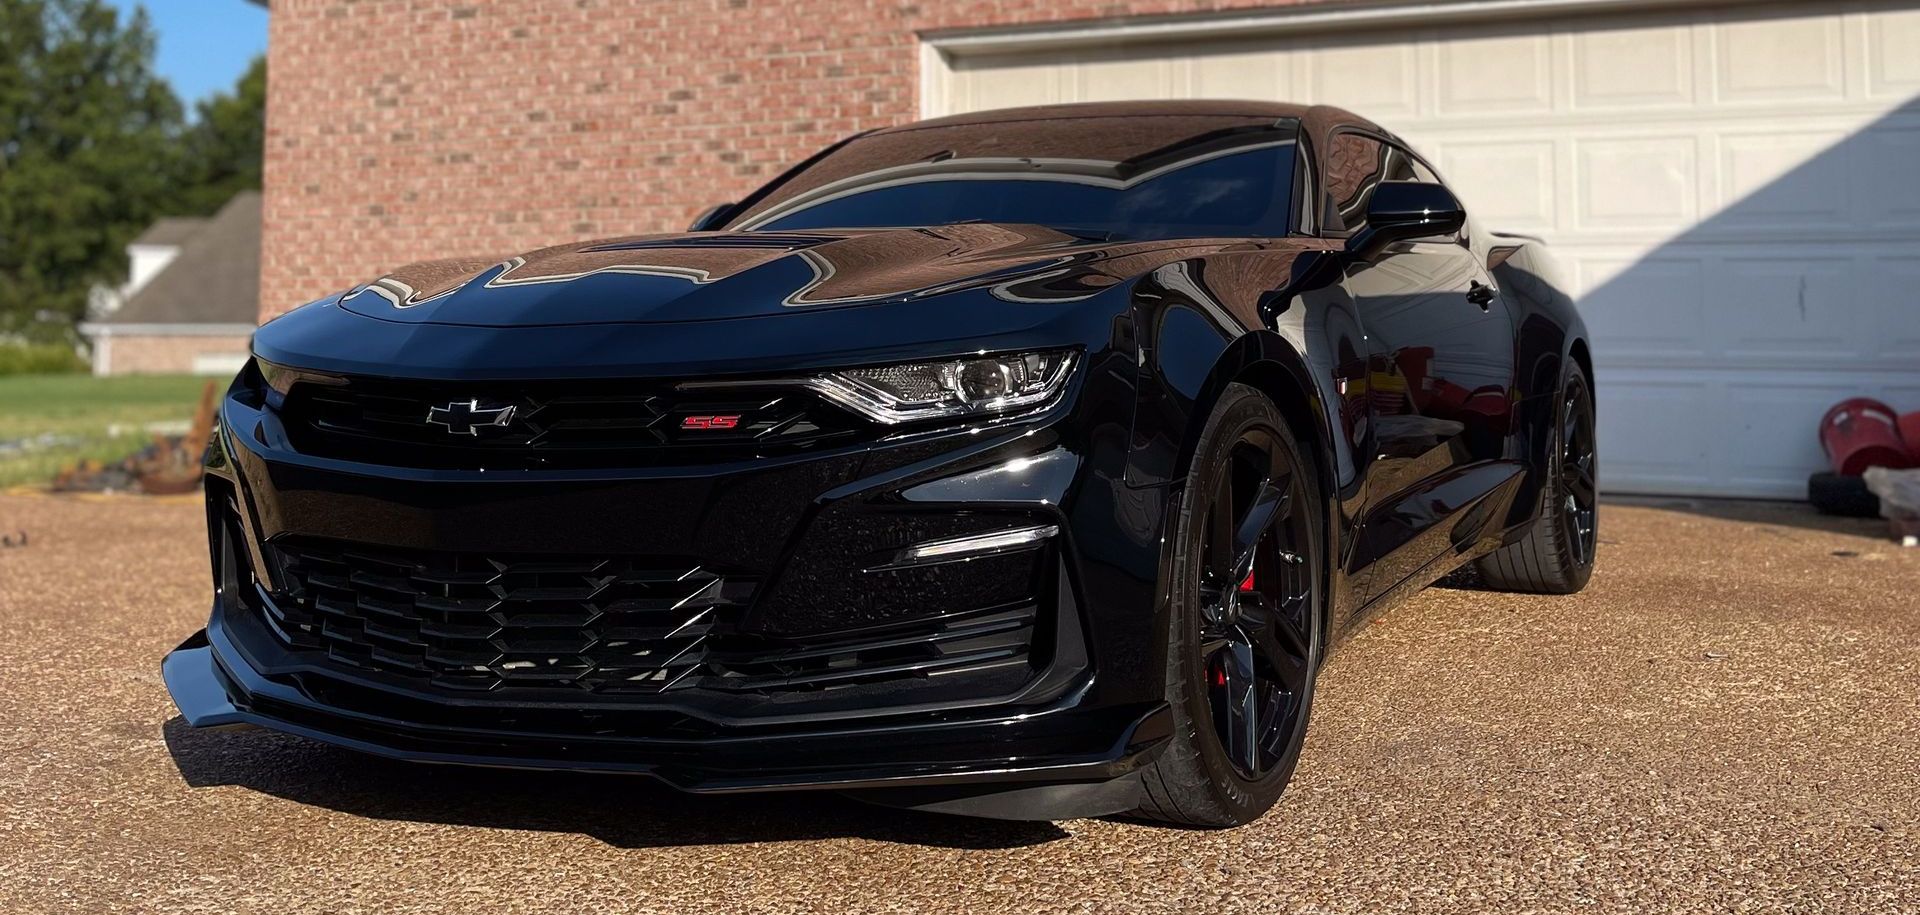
[1820,398,1914,476]
[1902,411,1920,463]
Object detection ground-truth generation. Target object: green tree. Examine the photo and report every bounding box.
[0,0,184,341]
[173,55,264,217]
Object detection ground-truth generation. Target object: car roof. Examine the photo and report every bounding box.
[878,100,1385,138]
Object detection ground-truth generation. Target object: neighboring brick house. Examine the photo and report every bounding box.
[260,0,1920,498]
[83,193,260,376]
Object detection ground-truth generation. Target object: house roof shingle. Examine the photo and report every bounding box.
[129,217,209,248]
[108,192,260,326]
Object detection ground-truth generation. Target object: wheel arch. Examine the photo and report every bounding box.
[1223,360,1332,501]
[1178,333,1341,504]
[1568,337,1593,392]
[1173,333,1347,650]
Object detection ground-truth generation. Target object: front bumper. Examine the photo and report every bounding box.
[165,627,1168,806]
[168,357,1177,817]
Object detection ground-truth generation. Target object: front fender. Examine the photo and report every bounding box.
[1121,254,1371,636]
[1121,256,1360,504]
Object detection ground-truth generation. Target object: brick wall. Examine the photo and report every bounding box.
[261,0,1350,319]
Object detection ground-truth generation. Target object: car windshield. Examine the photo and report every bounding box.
[728,116,1299,242]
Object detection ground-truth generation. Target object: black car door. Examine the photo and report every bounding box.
[1326,132,1521,612]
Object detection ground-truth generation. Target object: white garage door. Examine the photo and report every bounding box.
[923,1,1920,498]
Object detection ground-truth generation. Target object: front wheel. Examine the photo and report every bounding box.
[1130,384,1324,828]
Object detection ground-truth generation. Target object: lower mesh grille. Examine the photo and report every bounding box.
[699,603,1037,693]
[264,540,746,693]
[256,539,1039,697]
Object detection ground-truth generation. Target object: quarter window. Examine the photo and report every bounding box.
[1321,131,1388,236]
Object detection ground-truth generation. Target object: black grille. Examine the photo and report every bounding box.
[278,377,863,469]
[264,540,749,693]
[701,603,1037,693]
[256,539,1040,697]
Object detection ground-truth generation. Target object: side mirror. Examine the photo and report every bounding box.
[687,203,735,232]
[1348,182,1465,257]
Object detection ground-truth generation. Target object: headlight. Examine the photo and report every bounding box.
[809,351,1076,424]
[681,350,1077,425]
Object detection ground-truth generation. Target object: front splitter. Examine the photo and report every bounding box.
[161,630,1169,818]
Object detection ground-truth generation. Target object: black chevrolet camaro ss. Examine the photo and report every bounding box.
[163,100,1596,827]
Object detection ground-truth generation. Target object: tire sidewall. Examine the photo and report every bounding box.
[1162,384,1325,818]
[1550,364,1597,589]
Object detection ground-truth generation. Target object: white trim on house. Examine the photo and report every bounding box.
[78,323,257,337]
[924,0,1764,54]
[124,243,185,295]
[919,40,948,122]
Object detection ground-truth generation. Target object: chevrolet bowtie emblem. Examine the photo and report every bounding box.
[425,399,516,435]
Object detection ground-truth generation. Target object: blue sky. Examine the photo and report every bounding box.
[108,0,268,107]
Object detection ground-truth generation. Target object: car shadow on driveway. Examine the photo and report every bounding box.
[161,717,1070,849]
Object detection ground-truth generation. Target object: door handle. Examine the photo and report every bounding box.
[1466,280,1497,309]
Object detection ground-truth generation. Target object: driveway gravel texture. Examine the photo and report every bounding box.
[0,492,1914,915]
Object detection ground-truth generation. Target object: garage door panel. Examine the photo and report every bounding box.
[1571,21,1696,109]
[1712,13,1846,103]
[1602,370,1917,497]
[1435,140,1557,229]
[1597,378,1715,493]
[1714,130,1853,230]
[1865,256,1920,363]
[1575,255,1708,364]
[1302,40,1417,117]
[1191,45,1292,98]
[1857,127,1920,227]
[1435,29,1554,115]
[1073,53,1178,102]
[1711,256,1856,363]
[951,54,1066,110]
[1574,136,1698,231]
[1722,379,1871,494]
[1867,7,1920,97]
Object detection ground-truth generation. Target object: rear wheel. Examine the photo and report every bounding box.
[1475,362,1596,594]
[1130,384,1323,828]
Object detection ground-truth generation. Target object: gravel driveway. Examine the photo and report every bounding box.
[1,493,1914,914]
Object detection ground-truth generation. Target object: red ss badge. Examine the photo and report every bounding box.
[680,414,742,430]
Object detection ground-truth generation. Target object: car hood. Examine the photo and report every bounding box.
[336,223,1262,327]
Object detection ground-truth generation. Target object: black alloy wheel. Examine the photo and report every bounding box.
[1131,383,1322,827]
[1196,429,1318,780]
[1558,372,1598,567]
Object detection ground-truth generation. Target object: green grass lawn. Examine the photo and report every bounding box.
[0,373,218,488]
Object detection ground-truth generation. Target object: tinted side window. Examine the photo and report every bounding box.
[1381,144,1424,183]
[1322,131,1387,236]
[1404,154,1441,185]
